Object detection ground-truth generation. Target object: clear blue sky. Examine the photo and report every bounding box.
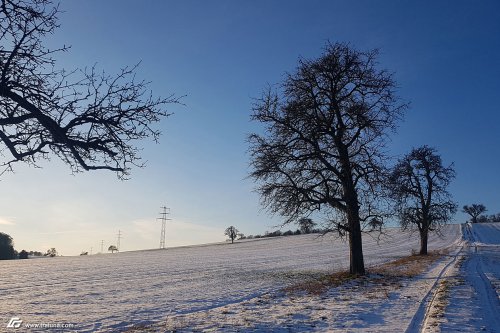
[1,0,499,255]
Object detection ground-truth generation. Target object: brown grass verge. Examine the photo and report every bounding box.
[283,270,358,295]
[285,250,447,295]
[371,249,448,278]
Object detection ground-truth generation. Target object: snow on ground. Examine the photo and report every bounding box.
[437,223,500,333]
[0,225,461,332]
[132,223,500,333]
[152,253,459,333]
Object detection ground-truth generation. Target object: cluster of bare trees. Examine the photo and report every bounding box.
[463,204,500,223]
[249,42,458,274]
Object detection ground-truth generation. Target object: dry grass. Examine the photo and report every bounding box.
[371,250,447,278]
[284,270,357,295]
[285,250,447,295]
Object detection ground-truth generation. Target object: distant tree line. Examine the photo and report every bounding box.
[0,231,56,260]
[226,218,323,243]
[0,232,15,260]
[240,227,323,240]
[476,214,500,223]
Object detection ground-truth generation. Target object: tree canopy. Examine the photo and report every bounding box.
[224,226,239,244]
[249,42,406,274]
[388,146,457,255]
[298,217,316,234]
[0,231,15,259]
[462,204,487,223]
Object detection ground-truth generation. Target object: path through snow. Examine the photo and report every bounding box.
[438,223,500,333]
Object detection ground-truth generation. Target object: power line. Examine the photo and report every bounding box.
[158,206,171,249]
[101,240,104,253]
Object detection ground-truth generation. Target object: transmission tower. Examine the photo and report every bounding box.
[158,206,171,249]
[117,230,122,251]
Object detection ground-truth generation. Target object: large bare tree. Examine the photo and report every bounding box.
[0,0,177,179]
[249,43,406,275]
[388,146,457,255]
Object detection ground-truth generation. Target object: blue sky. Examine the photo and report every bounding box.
[1,0,499,255]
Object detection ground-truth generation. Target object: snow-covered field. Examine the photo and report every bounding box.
[0,224,475,332]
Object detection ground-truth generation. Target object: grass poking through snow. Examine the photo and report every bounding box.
[284,250,447,296]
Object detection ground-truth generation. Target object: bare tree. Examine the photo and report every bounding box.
[298,217,316,234]
[249,42,406,275]
[0,0,178,179]
[45,247,57,257]
[388,146,457,255]
[367,217,383,232]
[462,204,487,224]
[224,226,239,244]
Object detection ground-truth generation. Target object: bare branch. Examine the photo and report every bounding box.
[0,0,180,178]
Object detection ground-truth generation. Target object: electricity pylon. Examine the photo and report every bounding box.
[117,230,122,251]
[158,206,171,249]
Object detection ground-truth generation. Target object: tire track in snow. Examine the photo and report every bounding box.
[410,223,500,333]
[467,250,500,330]
[404,224,465,333]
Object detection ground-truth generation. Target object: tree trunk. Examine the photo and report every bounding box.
[345,188,365,275]
[348,214,366,275]
[339,146,366,276]
[419,228,428,255]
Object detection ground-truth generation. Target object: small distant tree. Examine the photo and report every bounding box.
[298,218,316,234]
[462,204,487,224]
[224,226,239,244]
[108,245,118,253]
[0,232,15,260]
[45,248,57,257]
[389,146,457,255]
[19,250,29,259]
[368,217,383,232]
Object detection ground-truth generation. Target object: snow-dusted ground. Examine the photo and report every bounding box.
[0,226,461,332]
[438,223,500,332]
